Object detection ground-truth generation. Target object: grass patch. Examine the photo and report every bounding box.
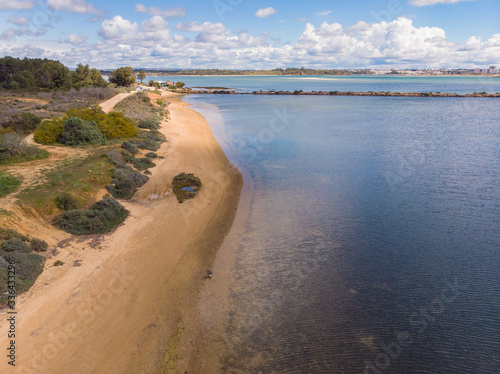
[17,152,114,216]
[0,172,21,197]
[53,197,129,235]
[172,173,201,203]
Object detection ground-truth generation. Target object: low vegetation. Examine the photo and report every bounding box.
[34,106,137,145]
[58,116,106,146]
[0,227,47,304]
[172,173,202,203]
[53,197,129,235]
[17,152,114,216]
[0,172,21,197]
[0,132,49,164]
[114,92,167,123]
[106,161,149,200]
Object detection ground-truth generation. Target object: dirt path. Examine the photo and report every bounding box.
[100,91,138,113]
[0,92,242,373]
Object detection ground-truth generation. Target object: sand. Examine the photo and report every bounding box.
[0,92,242,373]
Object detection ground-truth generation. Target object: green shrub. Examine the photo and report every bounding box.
[145,152,158,158]
[67,108,137,139]
[138,117,161,130]
[121,141,138,154]
[55,192,80,211]
[172,173,202,203]
[0,133,48,164]
[58,116,106,146]
[34,118,64,144]
[53,197,129,235]
[0,172,21,197]
[30,238,48,252]
[106,164,149,199]
[1,237,31,253]
[130,157,155,171]
[0,252,45,301]
[54,260,64,266]
[3,113,42,134]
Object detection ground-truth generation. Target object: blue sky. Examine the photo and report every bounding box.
[0,0,499,69]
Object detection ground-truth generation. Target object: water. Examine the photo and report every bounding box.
[184,91,500,373]
[149,75,500,94]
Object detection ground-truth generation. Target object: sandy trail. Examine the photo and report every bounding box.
[0,92,242,373]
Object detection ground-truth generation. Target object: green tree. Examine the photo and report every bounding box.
[137,70,146,83]
[109,67,136,87]
[175,81,185,88]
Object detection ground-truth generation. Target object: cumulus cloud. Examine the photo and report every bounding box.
[47,0,101,16]
[255,7,276,18]
[316,10,332,16]
[64,34,87,44]
[0,0,34,10]
[5,16,500,69]
[134,4,186,18]
[409,0,476,6]
[7,16,30,26]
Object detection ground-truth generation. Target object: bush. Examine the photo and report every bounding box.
[106,164,149,199]
[1,237,31,253]
[34,118,64,144]
[98,112,137,139]
[145,152,158,158]
[66,108,137,139]
[138,117,161,130]
[130,157,155,171]
[0,172,21,197]
[0,133,48,163]
[58,116,106,146]
[53,197,129,235]
[172,173,202,203]
[55,192,80,211]
[0,252,45,302]
[3,113,42,134]
[121,141,138,154]
[30,238,48,252]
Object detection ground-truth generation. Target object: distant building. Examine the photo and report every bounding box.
[474,68,481,74]
[488,66,498,74]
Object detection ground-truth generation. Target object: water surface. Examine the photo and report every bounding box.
[185,93,500,373]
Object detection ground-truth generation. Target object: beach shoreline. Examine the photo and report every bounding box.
[0,93,243,373]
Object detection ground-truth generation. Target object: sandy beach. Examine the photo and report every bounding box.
[0,92,242,373]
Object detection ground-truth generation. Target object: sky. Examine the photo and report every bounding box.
[0,0,499,69]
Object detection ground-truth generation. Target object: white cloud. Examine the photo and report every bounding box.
[1,27,46,41]
[134,4,186,18]
[46,0,101,15]
[4,16,500,70]
[255,7,276,18]
[7,16,30,26]
[316,10,332,16]
[409,0,476,6]
[65,34,87,44]
[0,0,34,10]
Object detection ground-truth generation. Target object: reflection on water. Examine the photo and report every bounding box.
[187,95,500,373]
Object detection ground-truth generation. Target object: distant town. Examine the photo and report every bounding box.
[100,66,499,77]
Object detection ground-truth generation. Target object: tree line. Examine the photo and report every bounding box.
[0,56,108,90]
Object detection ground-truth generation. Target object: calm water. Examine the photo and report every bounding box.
[150,75,500,94]
[185,92,500,373]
